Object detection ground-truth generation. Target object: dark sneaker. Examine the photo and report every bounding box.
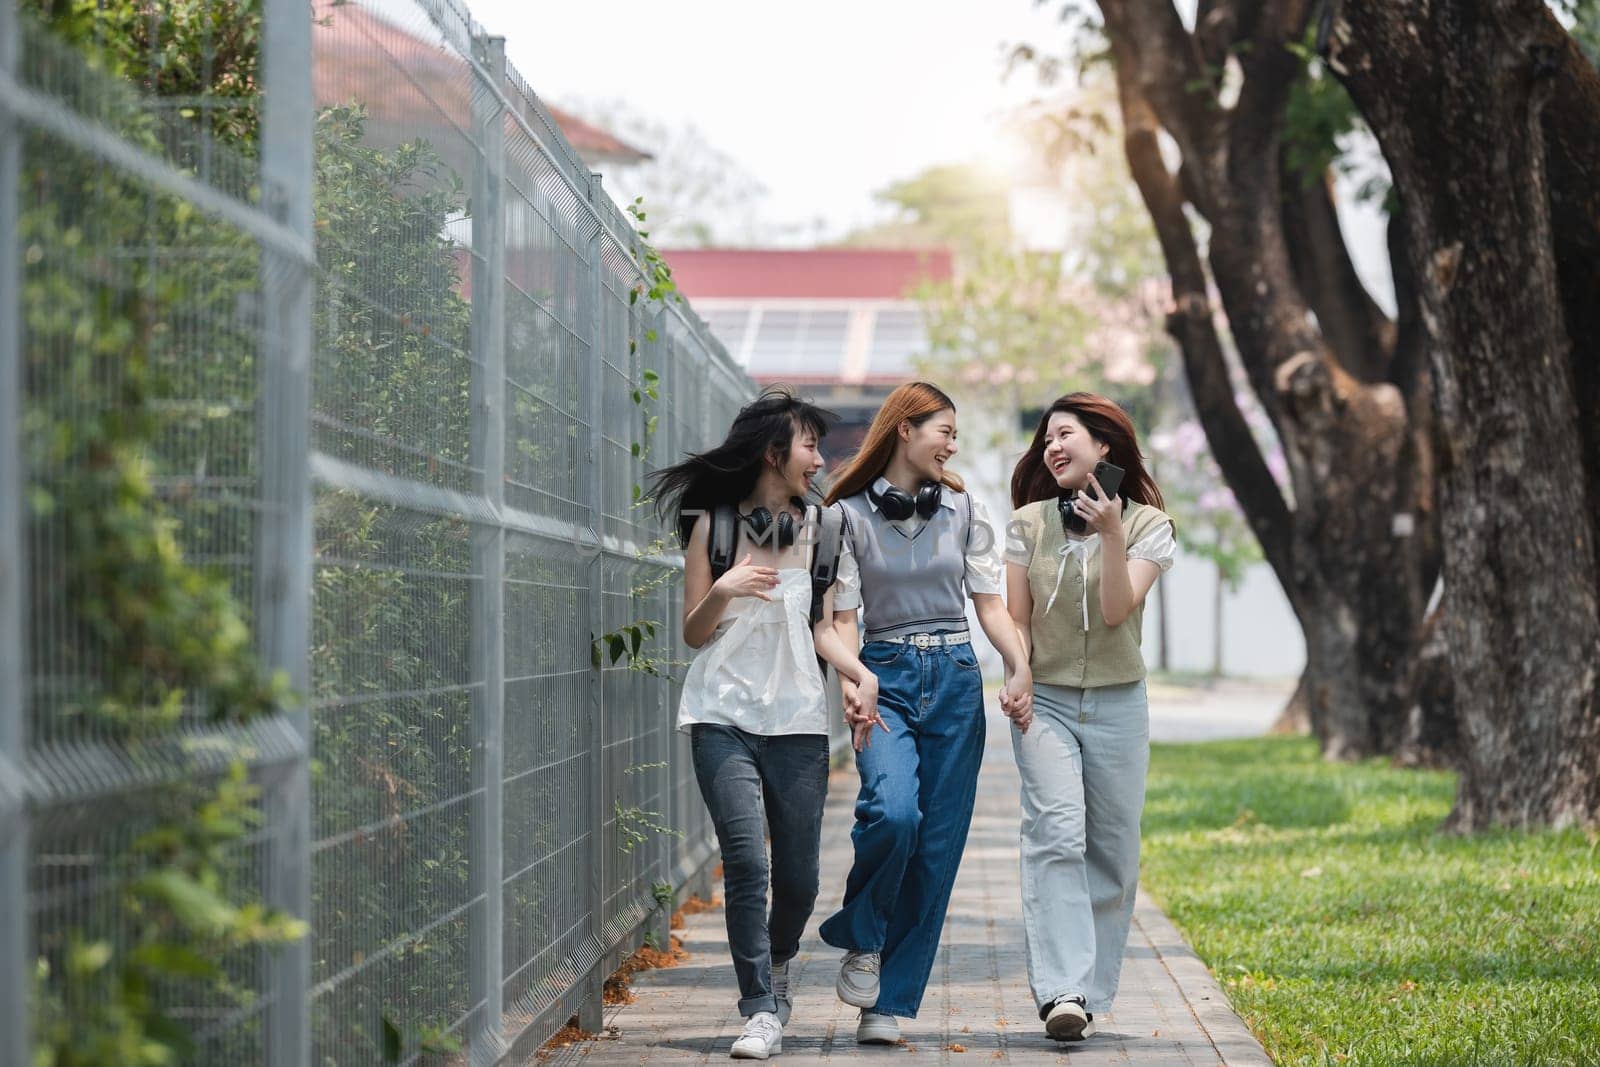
[1044,998,1089,1041]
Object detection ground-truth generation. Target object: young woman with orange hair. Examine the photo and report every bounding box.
[1004,393,1176,1043]
[816,382,1033,1045]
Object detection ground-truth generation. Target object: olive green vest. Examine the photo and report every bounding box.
[1008,499,1174,687]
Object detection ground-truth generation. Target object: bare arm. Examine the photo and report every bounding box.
[681,513,778,648]
[813,589,874,691]
[833,608,861,704]
[814,589,884,750]
[828,608,885,750]
[1097,536,1162,629]
[973,593,1026,678]
[1006,561,1034,663]
[1074,474,1164,628]
[974,591,1033,729]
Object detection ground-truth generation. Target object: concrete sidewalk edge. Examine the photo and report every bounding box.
[1133,888,1274,1066]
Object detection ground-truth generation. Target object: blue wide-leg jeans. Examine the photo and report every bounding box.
[818,639,985,1019]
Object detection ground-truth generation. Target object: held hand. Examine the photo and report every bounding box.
[714,553,781,601]
[855,673,887,735]
[851,720,877,752]
[840,675,859,717]
[1001,667,1034,734]
[1074,473,1124,540]
[842,673,888,751]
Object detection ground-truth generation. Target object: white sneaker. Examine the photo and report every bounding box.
[856,1010,900,1045]
[771,959,793,1026]
[1044,998,1090,1041]
[835,950,880,1007]
[731,1011,783,1059]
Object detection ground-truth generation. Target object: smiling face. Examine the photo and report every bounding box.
[774,420,824,498]
[900,407,959,483]
[1042,411,1108,491]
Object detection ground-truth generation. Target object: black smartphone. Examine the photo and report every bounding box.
[1088,459,1125,502]
[1058,460,1127,535]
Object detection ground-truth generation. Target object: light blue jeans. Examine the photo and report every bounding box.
[1011,679,1149,1015]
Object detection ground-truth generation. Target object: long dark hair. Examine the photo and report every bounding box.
[1010,392,1164,510]
[650,387,837,546]
[824,381,965,505]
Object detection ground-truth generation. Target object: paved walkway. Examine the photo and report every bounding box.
[544,690,1278,1065]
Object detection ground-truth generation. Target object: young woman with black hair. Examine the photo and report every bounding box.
[649,388,879,1060]
[816,381,1033,1046]
[1004,393,1176,1042]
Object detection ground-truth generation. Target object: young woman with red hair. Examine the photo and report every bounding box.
[816,381,1033,1046]
[1004,393,1176,1043]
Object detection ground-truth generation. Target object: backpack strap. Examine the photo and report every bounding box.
[808,503,844,626]
[708,503,739,581]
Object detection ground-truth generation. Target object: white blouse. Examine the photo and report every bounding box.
[676,567,829,736]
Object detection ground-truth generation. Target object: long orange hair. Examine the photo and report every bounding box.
[1010,393,1164,510]
[825,381,967,505]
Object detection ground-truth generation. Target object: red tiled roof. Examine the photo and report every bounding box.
[661,249,954,300]
[312,2,650,168]
[545,104,652,164]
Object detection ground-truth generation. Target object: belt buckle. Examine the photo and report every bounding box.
[913,633,937,649]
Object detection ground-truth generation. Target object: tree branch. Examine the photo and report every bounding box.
[1099,0,1228,212]
[1279,164,1395,381]
[1114,62,1297,590]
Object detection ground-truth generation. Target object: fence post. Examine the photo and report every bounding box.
[580,172,608,1035]
[257,0,314,1063]
[646,301,672,952]
[0,0,32,1058]
[467,33,508,1065]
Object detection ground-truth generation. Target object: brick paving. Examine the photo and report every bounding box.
[542,708,1273,1065]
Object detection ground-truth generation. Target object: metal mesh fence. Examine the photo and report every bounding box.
[1,0,773,1061]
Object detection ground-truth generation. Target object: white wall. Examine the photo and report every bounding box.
[1143,551,1304,679]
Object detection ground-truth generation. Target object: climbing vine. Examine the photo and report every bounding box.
[19,3,302,1064]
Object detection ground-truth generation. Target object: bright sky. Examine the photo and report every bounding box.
[462,0,1392,303]
[463,0,1069,243]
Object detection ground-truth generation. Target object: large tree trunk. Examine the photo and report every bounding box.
[1539,12,1600,605]
[1102,0,1431,758]
[1271,667,1311,734]
[1396,604,1459,769]
[1330,0,1600,828]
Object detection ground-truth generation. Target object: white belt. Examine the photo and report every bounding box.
[879,630,971,649]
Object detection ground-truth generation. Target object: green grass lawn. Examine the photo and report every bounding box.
[1140,736,1600,1066]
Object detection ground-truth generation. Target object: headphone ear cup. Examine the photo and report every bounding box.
[915,481,942,519]
[870,485,915,521]
[744,506,773,544]
[776,510,796,550]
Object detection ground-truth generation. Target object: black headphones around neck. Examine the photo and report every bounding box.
[742,496,805,549]
[869,480,943,521]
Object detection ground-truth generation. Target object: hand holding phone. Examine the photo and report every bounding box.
[1058,460,1126,535]
[1087,459,1125,502]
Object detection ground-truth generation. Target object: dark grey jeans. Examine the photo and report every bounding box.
[690,724,830,1017]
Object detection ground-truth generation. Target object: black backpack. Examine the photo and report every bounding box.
[708,503,844,626]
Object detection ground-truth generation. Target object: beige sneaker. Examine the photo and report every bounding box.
[835,950,880,1008]
[856,1010,900,1045]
